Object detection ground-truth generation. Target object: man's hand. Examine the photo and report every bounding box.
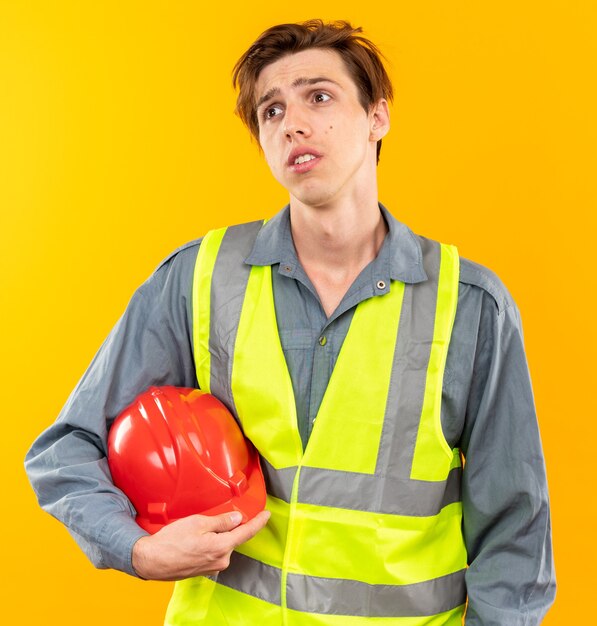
[132,510,271,581]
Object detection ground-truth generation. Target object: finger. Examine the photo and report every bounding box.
[228,510,271,548]
[203,511,244,534]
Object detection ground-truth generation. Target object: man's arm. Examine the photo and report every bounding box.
[461,293,556,624]
[24,244,200,575]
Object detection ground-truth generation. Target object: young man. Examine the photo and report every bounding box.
[26,20,555,625]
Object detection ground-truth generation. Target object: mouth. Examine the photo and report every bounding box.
[287,149,323,174]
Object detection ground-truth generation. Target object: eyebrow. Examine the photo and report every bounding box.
[256,77,341,110]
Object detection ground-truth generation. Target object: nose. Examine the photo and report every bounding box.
[283,104,311,140]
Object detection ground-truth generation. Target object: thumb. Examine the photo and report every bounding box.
[205,511,244,534]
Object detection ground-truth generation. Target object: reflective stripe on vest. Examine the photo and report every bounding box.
[169,220,467,625]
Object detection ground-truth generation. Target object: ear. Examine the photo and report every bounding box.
[369,99,390,142]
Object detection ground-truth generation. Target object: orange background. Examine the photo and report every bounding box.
[2,1,595,624]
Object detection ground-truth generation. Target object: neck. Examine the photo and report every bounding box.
[289,197,388,276]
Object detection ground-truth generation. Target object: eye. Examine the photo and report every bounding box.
[263,104,283,120]
[313,92,331,103]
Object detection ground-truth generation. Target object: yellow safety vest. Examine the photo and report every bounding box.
[165,220,467,626]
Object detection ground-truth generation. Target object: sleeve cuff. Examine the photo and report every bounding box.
[97,511,150,576]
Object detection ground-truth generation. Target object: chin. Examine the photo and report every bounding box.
[290,184,338,209]
[293,193,334,209]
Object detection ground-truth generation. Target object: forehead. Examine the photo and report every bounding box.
[255,48,356,104]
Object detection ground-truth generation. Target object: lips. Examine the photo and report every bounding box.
[287,147,323,173]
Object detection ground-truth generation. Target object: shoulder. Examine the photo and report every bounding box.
[417,230,517,316]
[152,218,268,274]
[131,238,203,304]
[153,237,203,274]
[410,228,515,316]
[458,256,516,315]
[145,217,266,289]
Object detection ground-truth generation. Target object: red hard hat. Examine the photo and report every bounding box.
[107,386,266,534]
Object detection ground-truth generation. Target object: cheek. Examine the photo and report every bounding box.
[259,139,277,168]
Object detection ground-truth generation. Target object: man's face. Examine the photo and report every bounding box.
[255,48,388,209]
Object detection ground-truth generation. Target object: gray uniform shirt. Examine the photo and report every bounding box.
[25,204,555,625]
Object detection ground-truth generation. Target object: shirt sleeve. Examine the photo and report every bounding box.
[24,242,200,576]
[461,293,556,624]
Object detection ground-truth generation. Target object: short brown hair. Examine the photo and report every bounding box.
[232,20,394,162]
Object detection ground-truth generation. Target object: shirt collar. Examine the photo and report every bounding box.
[244,203,427,284]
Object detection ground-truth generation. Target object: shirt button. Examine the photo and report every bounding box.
[318,336,327,346]
[376,280,386,290]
